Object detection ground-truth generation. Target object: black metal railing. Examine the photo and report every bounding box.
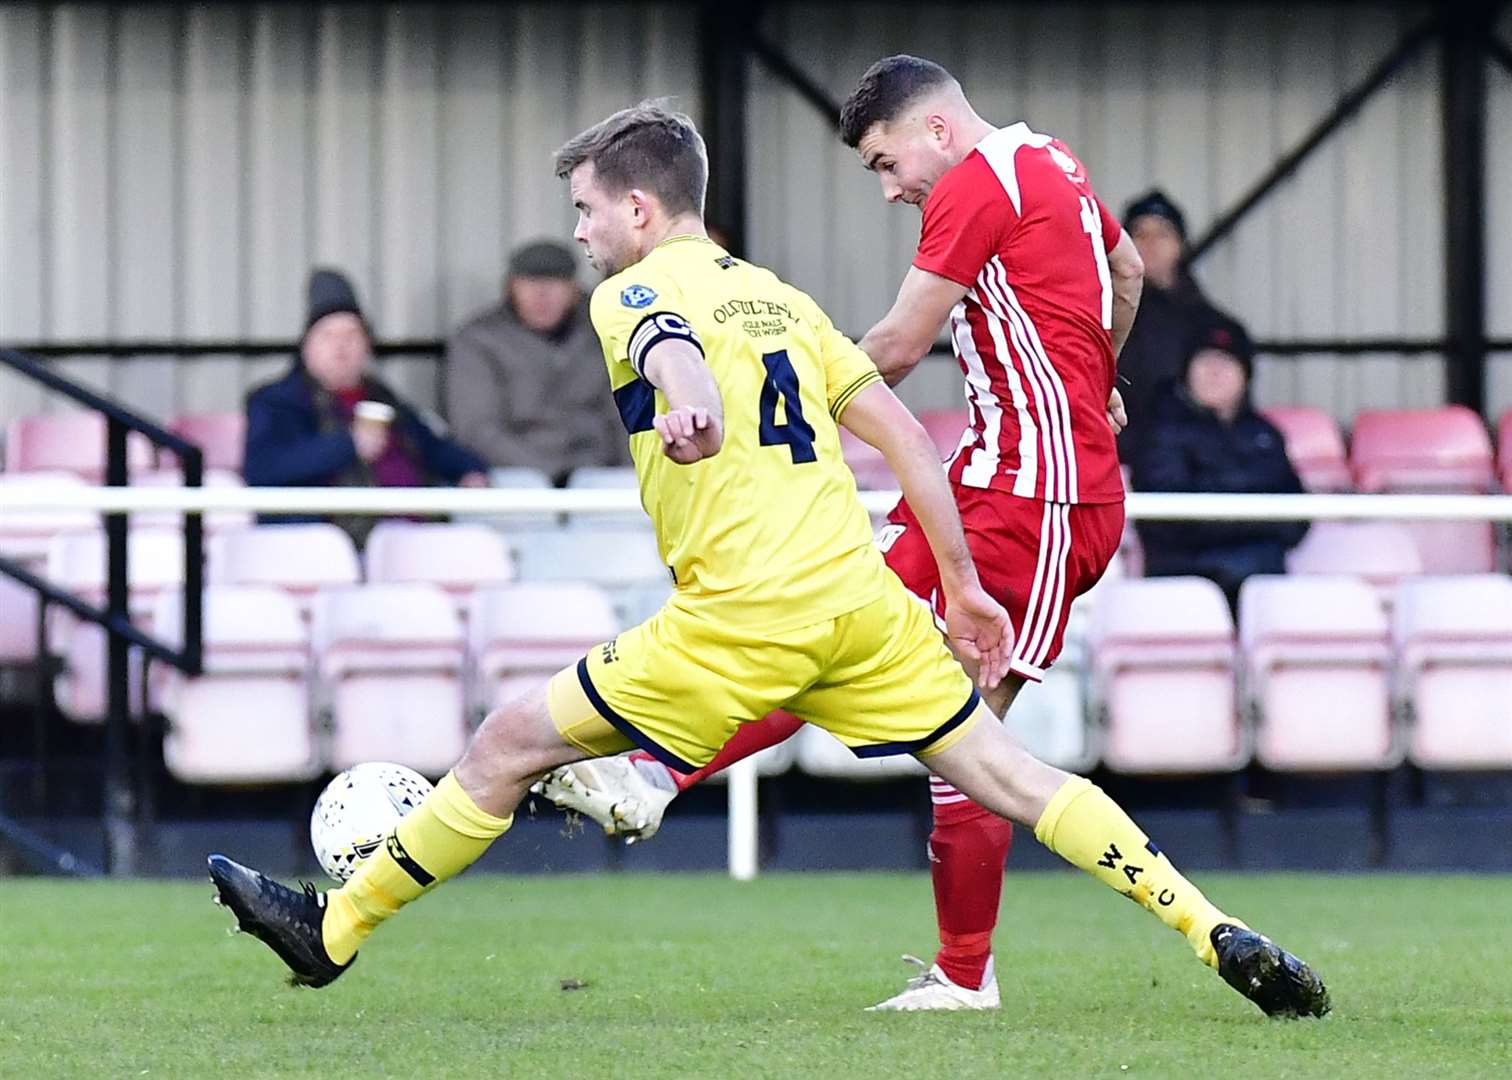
[0,347,204,876]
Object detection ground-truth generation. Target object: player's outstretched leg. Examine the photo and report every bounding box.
[210,682,582,985]
[533,710,805,841]
[923,709,1330,1019]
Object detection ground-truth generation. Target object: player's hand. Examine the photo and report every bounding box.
[1106,387,1128,435]
[654,406,720,464]
[943,583,1014,690]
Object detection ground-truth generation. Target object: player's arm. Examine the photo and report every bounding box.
[642,338,724,464]
[857,267,969,387]
[838,382,1011,688]
[1107,228,1144,359]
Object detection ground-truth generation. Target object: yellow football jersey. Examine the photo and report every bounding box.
[588,233,888,634]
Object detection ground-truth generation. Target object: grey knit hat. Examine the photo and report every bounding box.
[507,240,578,281]
[305,267,366,332]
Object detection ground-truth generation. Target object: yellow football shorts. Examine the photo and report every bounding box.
[546,575,982,772]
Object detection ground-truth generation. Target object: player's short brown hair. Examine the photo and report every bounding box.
[838,55,957,148]
[554,102,707,216]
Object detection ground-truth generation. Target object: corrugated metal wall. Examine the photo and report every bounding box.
[0,2,1507,432]
[0,2,702,425]
[751,1,1483,421]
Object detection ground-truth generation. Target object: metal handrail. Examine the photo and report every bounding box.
[0,347,205,877]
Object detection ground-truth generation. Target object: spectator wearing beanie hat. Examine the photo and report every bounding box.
[243,267,489,547]
[1115,188,1237,463]
[444,239,629,486]
[1129,313,1307,613]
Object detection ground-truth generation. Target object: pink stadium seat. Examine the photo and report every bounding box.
[918,409,970,460]
[1350,406,1494,493]
[0,471,96,563]
[168,411,247,472]
[1262,406,1352,492]
[312,584,468,775]
[4,413,154,480]
[838,427,897,490]
[0,574,46,666]
[1002,662,1095,772]
[469,583,618,717]
[1499,410,1512,493]
[45,528,185,622]
[45,529,185,722]
[1392,575,1512,769]
[151,586,319,783]
[1239,576,1395,770]
[209,524,361,617]
[1088,578,1242,774]
[365,521,514,602]
[0,473,96,664]
[131,467,253,533]
[1349,407,1496,574]
[1396,519,1496,575]
[1286,522,1422,601]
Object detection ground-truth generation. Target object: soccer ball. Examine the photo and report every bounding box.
[310,762,434,883]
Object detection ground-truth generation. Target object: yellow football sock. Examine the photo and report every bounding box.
[322,771,512,965]
[1034,776,1240,967]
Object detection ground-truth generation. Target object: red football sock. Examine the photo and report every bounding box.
[634,710,806,792]
[928,777,1014,991]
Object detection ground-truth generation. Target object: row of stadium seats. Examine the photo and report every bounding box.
[8,404,1512,496]
[2,508,1482,709]
[3,411,245,478]
[142,568,941,788]
[139,570,1512,786]
[150,580,622,782]
[1086,574,1512,775]
[1263,405,1501,494]
[5,510,1507,718]
[836,404,1512,496]
[0,521,672,721]
[846,404,1505,575]
[0,406,1505,576]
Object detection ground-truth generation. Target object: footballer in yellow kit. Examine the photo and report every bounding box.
[547,231,984,771]
[207,103,1326,1024]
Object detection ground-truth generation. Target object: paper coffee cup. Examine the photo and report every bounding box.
[353,400,396,425]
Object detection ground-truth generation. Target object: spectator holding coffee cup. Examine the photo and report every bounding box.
[244,267,488,547]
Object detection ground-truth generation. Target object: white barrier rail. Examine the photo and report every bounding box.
[4,485,1509,881]
[4,486,1512,521]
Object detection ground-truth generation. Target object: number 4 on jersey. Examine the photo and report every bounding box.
[758,349,817,464]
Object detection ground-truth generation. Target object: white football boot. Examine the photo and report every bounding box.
[530,754,678,843]
[866,954,1001,1011]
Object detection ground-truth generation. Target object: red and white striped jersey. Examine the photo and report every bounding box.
[913,123,1124,505]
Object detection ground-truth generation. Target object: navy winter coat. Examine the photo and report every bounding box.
[1130,383,1308,594]
[243,360,486,532]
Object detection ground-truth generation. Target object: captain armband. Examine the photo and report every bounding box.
[628,311,703,378]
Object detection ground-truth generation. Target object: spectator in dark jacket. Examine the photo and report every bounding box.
[244,268,488,547]
[1116,189,1231,463]
[1131,314,1307,612]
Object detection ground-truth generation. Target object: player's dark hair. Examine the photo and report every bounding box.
[839,55,958,148]
[555,101,708,216]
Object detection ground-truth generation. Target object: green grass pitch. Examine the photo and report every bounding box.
[2,872,1510,1078]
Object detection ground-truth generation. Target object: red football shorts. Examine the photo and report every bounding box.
[879,488,1124,682]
